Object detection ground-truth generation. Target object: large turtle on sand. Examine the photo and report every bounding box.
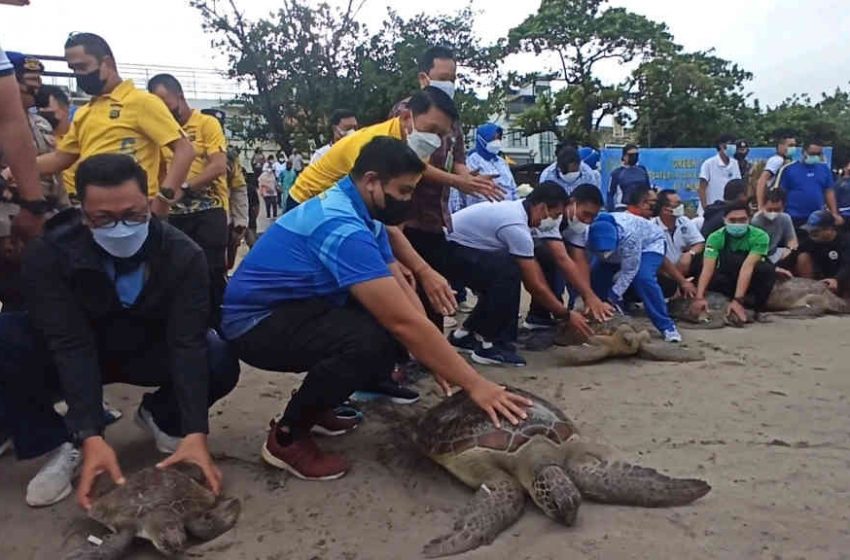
[415,387,711,557]
[63,466,240,559]
[554,315,705,365]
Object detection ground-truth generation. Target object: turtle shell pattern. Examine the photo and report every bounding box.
[416,387,578,457]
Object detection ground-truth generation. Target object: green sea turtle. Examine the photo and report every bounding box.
[63,466,240,559]
[766,277,850,315]
[415,388,711,557]
[554,315,705,365]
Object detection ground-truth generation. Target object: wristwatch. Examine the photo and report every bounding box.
[18,198,52,215]
[71,427,104,447]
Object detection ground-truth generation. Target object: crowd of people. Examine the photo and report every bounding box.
[0,29,848,529]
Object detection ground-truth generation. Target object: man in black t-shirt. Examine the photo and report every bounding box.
[796,210,850,297]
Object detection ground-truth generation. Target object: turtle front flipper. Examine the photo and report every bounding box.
[564,446,710,507]
[185,497,241,542]
[62,528,135,560]
[638,341,704,362]
[526,464,581,526]
[563,340,613,365]
[422,472,524,558]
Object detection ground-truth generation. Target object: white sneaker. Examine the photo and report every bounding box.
[664,328,683,343]
[26,442,81,507]
[443,316,458,329]
[458,301,475,313]
[134,406,180,454]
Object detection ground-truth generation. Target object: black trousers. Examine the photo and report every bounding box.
[264,195,279,218]
[445,242,520,344]
[404,227,450,329]
[283,194,300,213]
[231,298,405,438]
[169,208,228,328]
[528,240,565,318]
[711,251,776,310]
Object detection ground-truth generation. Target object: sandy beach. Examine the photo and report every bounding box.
[3,306,850,559]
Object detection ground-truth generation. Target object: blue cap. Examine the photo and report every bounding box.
[587,214,618,252]
[5,51,43,74]
[579,146,600,169]
[801,210,836,231]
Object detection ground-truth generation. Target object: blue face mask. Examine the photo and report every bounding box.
[805,154,822,165]
[91,221,150,258]
[725,222,748,237]
[786,146,799,160]
[724,145,736,159]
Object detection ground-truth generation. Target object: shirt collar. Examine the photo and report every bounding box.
[338,175,373,225]
[100,79,135,103]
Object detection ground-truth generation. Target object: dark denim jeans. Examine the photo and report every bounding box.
[0,312,240,459]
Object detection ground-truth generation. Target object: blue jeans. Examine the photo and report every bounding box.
[590,252,675,334]
[0,312,240,459]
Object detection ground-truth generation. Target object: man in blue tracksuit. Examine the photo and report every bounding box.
[586,212,682,343]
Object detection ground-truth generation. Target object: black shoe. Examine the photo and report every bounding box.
[351,380,420,405]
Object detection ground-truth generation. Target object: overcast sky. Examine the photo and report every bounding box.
[2,0,848,107]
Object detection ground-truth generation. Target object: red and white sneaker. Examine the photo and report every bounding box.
[311,407,361,437]
[261,420,349,481]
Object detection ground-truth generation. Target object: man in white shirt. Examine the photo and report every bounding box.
[755,132,797,211]
[538,146,601,196]
[653,189,705,276]
[445,183,592,367]
[698,134,741,212]
[311,109,358,164]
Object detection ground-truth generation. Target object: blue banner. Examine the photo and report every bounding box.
[599,147,833,207]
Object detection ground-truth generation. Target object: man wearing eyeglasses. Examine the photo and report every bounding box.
[2,153,239,509]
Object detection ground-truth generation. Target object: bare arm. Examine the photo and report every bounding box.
[755,170,773,210]
[186,152,226,193]
[517,258,568,317]
[350,277,531,426]
[547,239,612,319]
[386,226,457,315]
[825,189,842,222]
[162,137,195,191]
[423,162,503,201]
[698,178,708,209]
[0,74,42,201]
[695,256,717,299]
[734,253,762,300]
[388,262,426,316]
[36,150,78,176]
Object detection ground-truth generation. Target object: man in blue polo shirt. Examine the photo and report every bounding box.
[222,137,530,481]
[778,140,843,230]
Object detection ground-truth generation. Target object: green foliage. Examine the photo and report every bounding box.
[506,0,674,138]
[191,0,499,150]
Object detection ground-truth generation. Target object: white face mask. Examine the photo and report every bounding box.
[335,126,355,139]
[485,139,503,155]
[538,215,561,232]
[561,170,580,182]
[428,80,456,99]
[568,215,588,235]
[763,211,779,221]
[407,127,442,160]
[671,205,685,218]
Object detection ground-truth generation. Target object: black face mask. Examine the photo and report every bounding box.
[76,68,106,96]
[40,111,60,129]
[626,153,639,166]
[373,193,412,225]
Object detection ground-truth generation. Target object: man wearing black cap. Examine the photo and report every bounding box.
[734,140,751,181]
[795,210,850,297]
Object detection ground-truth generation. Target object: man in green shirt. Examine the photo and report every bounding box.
[691,201,777,323]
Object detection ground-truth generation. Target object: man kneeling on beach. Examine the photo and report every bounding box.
[221,137,530,481]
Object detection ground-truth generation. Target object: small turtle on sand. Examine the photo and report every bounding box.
[416,387,710,557]
[554,315,704,365]
[63,466,240,560]
[668,292,739,329]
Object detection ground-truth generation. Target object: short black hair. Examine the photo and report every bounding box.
[64,32,114,61]
[622,143,638,157]
[330,109,356,126]
[351,136,426,183]
[76,153,147,200]
[147,73,183,96]
[527,181,569,207]
[627,185,653,206]
[418,46,455,73]
[723,200,750,217]
[34,85,69,108]
[716,133,735,148]
[556,146,580,174]
[570,184,604,207]
[773,129,796,145]
[804,139,824,150]
[723,178,748,202]
[657,189,679,208]
[408,86,458,123]
[765,189,787,204]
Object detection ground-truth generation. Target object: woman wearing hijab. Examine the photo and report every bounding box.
[449,123,517,212]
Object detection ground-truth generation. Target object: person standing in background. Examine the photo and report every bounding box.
[698,134,741,212]
[289,150,304,175]
[311,109,358,164]
[756,132,797,211]
[277,160,297,204]
[259,167,279,219]
[450,123,516,211]
[734,140,751,182]
[607,144,651,211]
[539,145,601,195]
[34,85,78,202]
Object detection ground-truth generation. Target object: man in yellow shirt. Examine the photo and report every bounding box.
[35,33,194,217]
[148,73,229,326]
